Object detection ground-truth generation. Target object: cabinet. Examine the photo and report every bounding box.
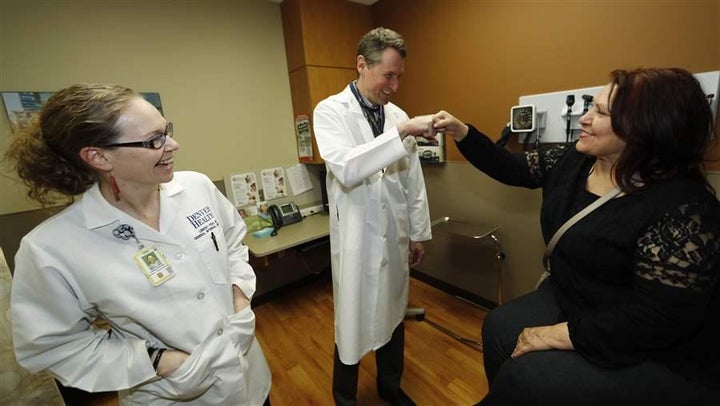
[249,236,330,304]
[243,214,331,304]
[281,0,373,164]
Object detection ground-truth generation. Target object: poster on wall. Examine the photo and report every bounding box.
[1,91,164,132]
[286,163,313,196]
[295,114,314,162]
[226,171,259,208]
[260,167,287,200]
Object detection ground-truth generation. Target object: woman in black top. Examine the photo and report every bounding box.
[433,68,720,405]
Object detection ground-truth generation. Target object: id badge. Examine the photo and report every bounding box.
[134,246,175,286]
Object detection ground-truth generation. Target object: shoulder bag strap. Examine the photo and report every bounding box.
[542,187,621,272]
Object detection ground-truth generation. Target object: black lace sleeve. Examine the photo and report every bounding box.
[569,200,720,367]
[456,125,570,188]
[636,202,719,294]
[525,144,570,183]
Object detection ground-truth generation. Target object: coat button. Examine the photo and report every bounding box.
[175,252,185,260]
[216,328,224,336]
[196,292,205,300]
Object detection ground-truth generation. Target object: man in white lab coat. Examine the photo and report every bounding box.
[313,27,433,406]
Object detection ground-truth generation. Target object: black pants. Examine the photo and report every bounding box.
[333,322,405,406]
[477,280,720,405]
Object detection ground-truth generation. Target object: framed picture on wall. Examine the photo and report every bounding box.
[1,91,164,132]
[1,91,54,132]
[140,92,164,116]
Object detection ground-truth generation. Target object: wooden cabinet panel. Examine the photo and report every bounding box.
[282,0,372,71]
[289,67,311,118]
[307,66,357,108]
[280,0,305,72]
[300,0,372,68]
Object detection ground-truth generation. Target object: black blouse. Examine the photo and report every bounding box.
[457,125,720,388]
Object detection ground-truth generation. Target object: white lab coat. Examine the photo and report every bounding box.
[313,85,432,364]
[11,171,271,405]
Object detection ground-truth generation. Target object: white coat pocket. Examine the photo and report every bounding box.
[131,345,218,402]
[226,305,256,355]
[198,231,229,284]
[158,348,218,400]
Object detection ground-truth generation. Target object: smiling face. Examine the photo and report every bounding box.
[356,47,405,106]
[576,83,626,164]
[103,97,179,191]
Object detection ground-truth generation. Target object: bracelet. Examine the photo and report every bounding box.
[152,348,166,372]
[148,348,158,369]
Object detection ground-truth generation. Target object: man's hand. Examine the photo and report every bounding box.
[397,115,436,140]
[408,240,425,268]
[511,322,574,359]
[432,110,469,142]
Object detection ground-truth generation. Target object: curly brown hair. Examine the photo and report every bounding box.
[4,84,138,205]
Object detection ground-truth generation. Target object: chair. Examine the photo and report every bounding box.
[0,246,65,405]
[408,217,505,351]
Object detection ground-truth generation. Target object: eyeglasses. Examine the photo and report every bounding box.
[102,122,173,149]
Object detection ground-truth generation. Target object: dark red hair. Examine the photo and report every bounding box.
[608,68,715,192]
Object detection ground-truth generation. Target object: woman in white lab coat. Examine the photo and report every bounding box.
[6,84,271,405]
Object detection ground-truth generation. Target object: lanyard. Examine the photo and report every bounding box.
[349,81,385,137]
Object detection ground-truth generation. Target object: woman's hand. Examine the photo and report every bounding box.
[511,322,574,359]
[233,285,250,313]
[432,110,469,142]
[155,349,190,377]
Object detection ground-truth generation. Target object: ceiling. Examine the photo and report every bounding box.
[266,0,380,4]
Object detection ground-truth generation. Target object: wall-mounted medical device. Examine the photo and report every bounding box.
[512,70,720,144]
[510,104,536,132]
[416,132,445,164]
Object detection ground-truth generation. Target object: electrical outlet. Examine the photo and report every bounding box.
[300,205,324,217]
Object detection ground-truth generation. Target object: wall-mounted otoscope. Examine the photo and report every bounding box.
[582,94,593,115]
[565,95,575,142]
